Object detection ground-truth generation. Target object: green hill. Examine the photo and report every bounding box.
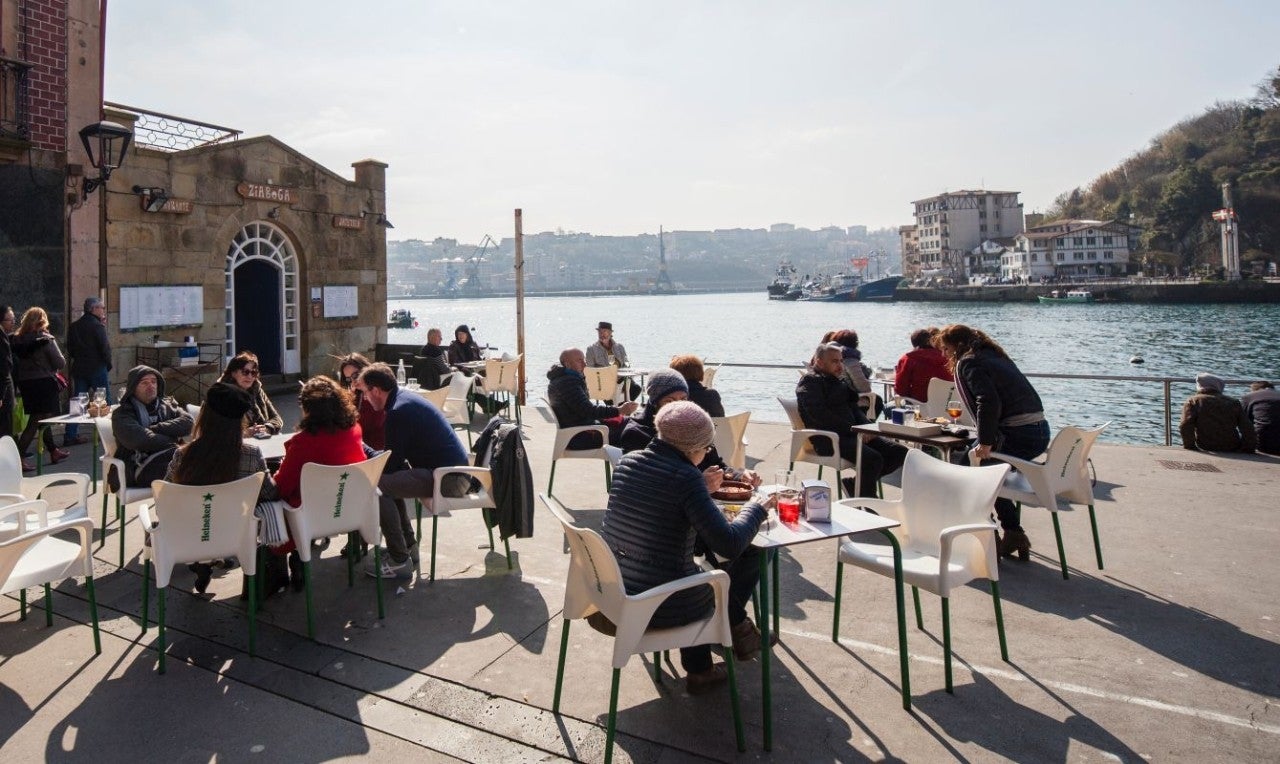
[1046,65,1280,274]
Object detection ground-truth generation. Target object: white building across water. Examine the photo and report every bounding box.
[1002,219,1139,281]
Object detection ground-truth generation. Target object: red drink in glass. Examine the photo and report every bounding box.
[778,496,801,524]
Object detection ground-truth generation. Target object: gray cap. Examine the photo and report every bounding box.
[1196,372,1224,393]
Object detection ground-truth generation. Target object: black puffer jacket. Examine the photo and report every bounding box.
[602,439,765,628]
[546,364,620,427]
[796,369,870,455]
[954,348,1044,448]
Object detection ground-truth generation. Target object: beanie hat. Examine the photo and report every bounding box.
[1196,372,1224,394]
[655,400,715,452]
[645,369,689,404]
[205,381,253,420]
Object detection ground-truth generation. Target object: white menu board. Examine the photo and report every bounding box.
[118,285,204,330]
[323,285,359,318]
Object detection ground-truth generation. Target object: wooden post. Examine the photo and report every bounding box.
[514,209,526,406]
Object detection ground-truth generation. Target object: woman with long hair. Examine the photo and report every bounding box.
[10,307,68,468]
[933,324,1050,560]
[336,352,384,448]
[219,351,283,436]
[165,382,280,593]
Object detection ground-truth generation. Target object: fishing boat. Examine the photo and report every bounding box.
[388,308,418,328]
[767,260,798,298]
[796,272,902,302]
[1038,289,1094,304]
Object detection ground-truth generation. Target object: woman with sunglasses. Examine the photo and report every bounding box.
[219,351,283,436]
[336,352,385,449]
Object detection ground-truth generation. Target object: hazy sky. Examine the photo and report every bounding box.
[105,1,1280,241]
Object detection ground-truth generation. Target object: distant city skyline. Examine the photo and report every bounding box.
[105,2,1280,241]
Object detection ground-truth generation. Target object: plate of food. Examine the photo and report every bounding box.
[712,480,754,503]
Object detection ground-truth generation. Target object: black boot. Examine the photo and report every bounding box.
[289,550,304,592]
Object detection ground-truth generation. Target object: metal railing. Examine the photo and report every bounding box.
[0,55,33,141]
[706,363,1270,446]
[104,101,241,152]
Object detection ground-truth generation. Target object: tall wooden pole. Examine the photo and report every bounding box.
[514,209,526,406]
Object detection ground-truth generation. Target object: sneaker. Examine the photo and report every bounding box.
[364,553,412,580]
[686,664,728,696]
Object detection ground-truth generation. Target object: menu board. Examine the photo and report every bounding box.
[118,285,204,330]
[323,285,359,318]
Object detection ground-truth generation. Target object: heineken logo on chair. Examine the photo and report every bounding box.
[201,493,214,541]
[333,473,349,518]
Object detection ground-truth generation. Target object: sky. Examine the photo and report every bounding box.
[104,1,1280,242]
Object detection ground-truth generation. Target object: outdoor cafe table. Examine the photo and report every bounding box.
[751,501,905,750]
[618,367,648,401]
[250,432,293,461]
[36,412,104,483]
[851,422,972,498]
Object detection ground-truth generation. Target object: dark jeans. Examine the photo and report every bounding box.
[66,368,112,439]
[985,420,1051,531]
[0,379,14,440]
[833,435,908,497]
[377,468,470,563]
[679,545,762,673]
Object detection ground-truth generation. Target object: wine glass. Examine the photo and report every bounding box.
[946,398,963,425]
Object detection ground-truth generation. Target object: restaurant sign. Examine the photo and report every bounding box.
[332,215,364,230]
[236,182,298,204]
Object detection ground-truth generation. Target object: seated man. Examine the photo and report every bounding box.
[602,401,773,694]
[354,363,470,579]
[1180,372,1256,453]
[796,342,907,497]
[547,347,637,448]
[1242,381,1280,456]
[110,365,194,491]
[416,327,453,390]
[585,321,639,400]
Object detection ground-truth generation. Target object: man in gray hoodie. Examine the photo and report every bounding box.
[109,365,193,490]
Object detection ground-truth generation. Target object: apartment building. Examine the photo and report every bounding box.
[911,190,1025,277]
[898,224,920,276]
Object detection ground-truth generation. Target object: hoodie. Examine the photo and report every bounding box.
[110,365,194,480]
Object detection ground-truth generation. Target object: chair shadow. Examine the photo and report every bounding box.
[913,671,1144,762]
[994,564,1280,699]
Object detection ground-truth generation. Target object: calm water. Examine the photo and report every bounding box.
[388,293,1280,445]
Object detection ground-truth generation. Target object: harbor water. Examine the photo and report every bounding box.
[387,293,1280,445]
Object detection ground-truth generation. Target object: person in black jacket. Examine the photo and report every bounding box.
[1242,380,1280,456]
[602,401,773,694]
[547,348,637,448]
[934,324,1049,560]
[64,296,113,446]
[669,354,724,417]
[0,305,16,449]
[416,327,453,390]
[796,343,907,498]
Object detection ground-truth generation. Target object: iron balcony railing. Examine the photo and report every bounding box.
[0,55,33,141]
[104,101,241,152]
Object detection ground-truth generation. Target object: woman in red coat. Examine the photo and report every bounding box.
[894,327,953,402]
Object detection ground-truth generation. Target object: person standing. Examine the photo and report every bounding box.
[586,321,639,400]
[0,305,17,459]
[11,307,69,469]
[352,362,469,579]
[64,296,113,447]
[933,324,1050,561]
[1179,373,1256,453]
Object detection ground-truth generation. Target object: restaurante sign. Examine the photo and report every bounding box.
[236,182,298,204]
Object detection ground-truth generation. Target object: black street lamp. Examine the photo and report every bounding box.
[79,120,133,196]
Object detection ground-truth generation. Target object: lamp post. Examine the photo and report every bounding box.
[78,120,133,196]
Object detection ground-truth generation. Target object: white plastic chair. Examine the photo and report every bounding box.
[833,449,1011,693]
[711,412,750,471]
[902,378,974,425]
[94,416,155,568]
[284,452,390,638]
[0,499,100,655]
[980,423,1110,580]
[702,364,719,390]
[778,397,854,499]
[540,493,745,761]
[442,372,478,446]
[584,364,621,404]
[477,355,523,426]
[541,400,619,498]
[0,435,91,533]
[185,403,202,420]
[418,384,449,410]
[138,473,264,673]
[413,465,510,582]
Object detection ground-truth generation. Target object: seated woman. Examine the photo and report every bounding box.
[337,352,385,449]
[219,351,283,436]
[620,370,760,487]
[669,354,724,417]
[602,401,773,694]
[165,382,281,595]
[447,324,483,370]
[272,376,371,588]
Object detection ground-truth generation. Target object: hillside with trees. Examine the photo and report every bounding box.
[1047,65,1280,274]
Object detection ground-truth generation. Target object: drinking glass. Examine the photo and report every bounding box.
[92,388,106,405]
[946,398,963,425]
[407,377,419,390]
[774,469,801,524]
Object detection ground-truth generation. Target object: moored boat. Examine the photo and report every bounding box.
[388,308,418,328]
[1038,289,1093,304]
[767,260,798,298]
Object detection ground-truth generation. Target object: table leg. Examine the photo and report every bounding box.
[36,425,47,475]
[853,433,864,499]
[91,427,100,487]
[879,528,911,710]
[757,547,773,750]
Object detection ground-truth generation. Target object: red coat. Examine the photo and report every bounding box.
[358,397,386,450]
[894,347,953,402]
[273,424,368,507]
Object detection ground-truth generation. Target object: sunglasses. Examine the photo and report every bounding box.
[238,367,260,377]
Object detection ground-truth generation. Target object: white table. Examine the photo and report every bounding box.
[36,412,105,481]
[751,501,905,749]
[248,432,293,461]
[851,422,972,498]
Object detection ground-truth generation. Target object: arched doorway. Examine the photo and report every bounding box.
[225,222,299,374]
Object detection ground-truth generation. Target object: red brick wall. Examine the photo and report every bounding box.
[21,0,68,151]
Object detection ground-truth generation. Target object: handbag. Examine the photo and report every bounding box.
[55,371,69,391]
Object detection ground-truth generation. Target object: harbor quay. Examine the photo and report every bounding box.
[2,393,1277,763]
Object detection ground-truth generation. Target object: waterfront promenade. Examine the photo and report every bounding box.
[3,398,1277,762]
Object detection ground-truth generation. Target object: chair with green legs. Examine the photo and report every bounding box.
[414,464,509,582]
[541,493,745,764]
[284,452,390,639]
[138,473,263,674]
[93,417,154,568]
[832,449,1011,694]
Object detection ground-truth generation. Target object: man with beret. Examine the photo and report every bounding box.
[586,321,639,400]
[64,296,113,446]
[110,365,194,491]
[1180,372,1256,452]
[354,362,469,579]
